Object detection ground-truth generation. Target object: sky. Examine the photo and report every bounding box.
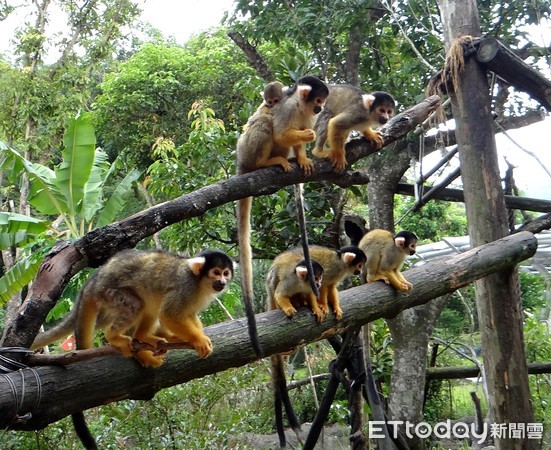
[0,0,549,198]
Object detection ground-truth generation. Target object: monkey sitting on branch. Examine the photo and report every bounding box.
[265,251,325,323]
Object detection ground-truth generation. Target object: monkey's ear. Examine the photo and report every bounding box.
[295,266,308,280]
[362,94,375,110]
[188,256,206,276]
[395,237,406,249]
[297,84,313,100]
[342,252,356,264]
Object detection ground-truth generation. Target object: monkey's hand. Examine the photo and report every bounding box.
[363,128,384,149]
[300,129,316,142]
[275,128,316,146]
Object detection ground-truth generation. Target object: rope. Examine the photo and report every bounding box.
[0,347,43,424]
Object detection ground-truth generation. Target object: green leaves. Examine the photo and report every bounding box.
[0,112,142,303]
[1,112,142,237]
[58,110,97,220]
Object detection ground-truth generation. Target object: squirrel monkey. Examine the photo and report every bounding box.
[265,245,364,447]
[346,224,418,292]
[313,85,396,171]
[236,77,329,356]
[291,245,367,321]
[32,249,234,366]
[266,252,325,323]
[32,248,233,450]
[265,252,324,448]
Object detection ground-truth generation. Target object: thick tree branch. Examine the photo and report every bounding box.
[0,231,537,431]
[0,95,442,349]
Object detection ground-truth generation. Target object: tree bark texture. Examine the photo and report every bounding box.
[0,231,537,431]
[438,1,537,449]
[0,96,442,350]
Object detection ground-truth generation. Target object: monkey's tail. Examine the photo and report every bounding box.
[237,196,263,357]
[72,412,98,450]
[294,183,319,298]
[270,353,302,448]
[30,306,78,350]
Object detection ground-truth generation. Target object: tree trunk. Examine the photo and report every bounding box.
[0,232,537,431]
[438,1,537,449]
[386,299,448,450]
[365,140,447,450]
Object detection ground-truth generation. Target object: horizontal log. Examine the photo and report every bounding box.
[426,362,551,380]
[0,231,537,431]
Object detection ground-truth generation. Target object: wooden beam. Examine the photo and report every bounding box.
[476,37,551,110]
[396,183,551,213]
[426,362,551,380]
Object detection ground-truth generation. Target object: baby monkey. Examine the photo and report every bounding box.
[291,245,367,321]
[237,76,329,175]
[236,76,329,356]
[346,224,417,292]
[32,249,234,367]
[266,252,325,323]
[314,85,396,171]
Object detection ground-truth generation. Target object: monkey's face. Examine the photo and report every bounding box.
[314,273,323,289]
[406,241,417,256]
[372,103,395,125]
[395,235,418,256]
[352,262,364,276]
[208,266,233,292]
[311,96,327,115]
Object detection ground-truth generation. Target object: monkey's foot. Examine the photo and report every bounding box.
[314,147,346,172]
[396,281,413,292]
[331,155,347,172]
[192,336,213,358]
[134,350,166,368]
[297,156,314,175]
[333,306,343,321]
[134,334,168,350]
[312,147,330,158]
[367,275,390,285]
[282,306,298,318]
[311,306,325,324]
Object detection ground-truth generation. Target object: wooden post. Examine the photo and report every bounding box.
[437,1,538,449]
